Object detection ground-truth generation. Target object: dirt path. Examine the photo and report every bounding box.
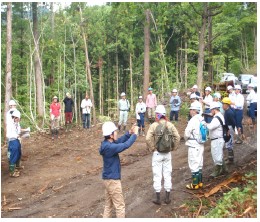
[1,117,257,218]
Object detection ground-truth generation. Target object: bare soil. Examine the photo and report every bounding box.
[1,116,257,218]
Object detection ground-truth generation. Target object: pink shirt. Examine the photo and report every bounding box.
[146,93,157,108]
[50,102,61,117]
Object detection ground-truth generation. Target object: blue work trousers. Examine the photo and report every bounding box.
[170,110,179,121]
[8,139,21,165]
[82,113,91,129]
[137,113,145,128]
[234,109,243,133]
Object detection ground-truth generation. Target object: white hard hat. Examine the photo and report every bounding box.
[172,89,178,93]
[227,85,233,91]
[121,92,126,97]
[248,83,254,88]
[9,100,16,106]
[213,92,221,99]
[210,102,220,110]
[102,121,118,136]
[53,96,58,99]
[11,110,21,119]
[138,96,143,99]
[192,85,198,89]
[234,85,242,90]
[155,105,166,115]
[205,87,212,92]
[190,93,197,99]
[189,103,201,111]
[66,92,71,97]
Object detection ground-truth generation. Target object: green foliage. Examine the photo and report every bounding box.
[204,171,257,218]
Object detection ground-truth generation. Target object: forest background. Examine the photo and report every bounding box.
[1,2,257,143]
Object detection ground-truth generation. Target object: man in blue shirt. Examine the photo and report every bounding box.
[169,89,181,122]
[99,121,138,218]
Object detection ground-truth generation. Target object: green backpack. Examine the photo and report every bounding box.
[155,122,174,153]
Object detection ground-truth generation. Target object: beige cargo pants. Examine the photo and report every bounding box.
[103,179,125,218]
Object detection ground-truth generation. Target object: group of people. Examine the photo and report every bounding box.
[99,83,257,218]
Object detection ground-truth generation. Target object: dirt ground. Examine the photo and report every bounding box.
[1,115,257,218]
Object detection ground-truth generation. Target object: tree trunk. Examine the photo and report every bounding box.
[79,6,96,125]
[129,53,134,112]
[208,15,213,85]
[32,2,44,122]
[4,2,12,142]
[143,9,150,100]
[184,33,188,89]
[176,46,179,84]
[179,37,183,86]
[196,3,208,93]
[98,57,103,115]
[116,37,119,100]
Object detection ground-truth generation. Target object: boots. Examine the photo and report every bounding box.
[123,125,126,133]
[227,149,234,164]
[65,124,68,132]
[138,128,141,136]
[142,128,145,137]
[15,159,24,170]
[220,161,228,175]
[153,192,161,205]
[186,172,199,190]
[210,165,222,177]
[51,129,55,140]
[165,191,171,204]
[55,129,59,139]
[198,169,203,188]
[118,125,121,132]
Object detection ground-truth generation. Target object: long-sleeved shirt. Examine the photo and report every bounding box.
[224,108,236,129]
[203,94,213,109]
[50,102,61,117]
[184,114,204,148]
[146,93,157,108]
[99,132,137,179]
[135,102,146,120]
[6,119,21,139]
[81,99,93,114]
[229,91,236,109]
[170,95,181,111]
[146,119,180,152]
[206,112,225,140]
[233,93,244,110]
[246,89,257,104]
[118,99,130,111]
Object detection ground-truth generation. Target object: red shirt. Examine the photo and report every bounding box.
[50,102,61,117]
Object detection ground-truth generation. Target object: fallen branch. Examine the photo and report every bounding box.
[8,207,22,211]
[52,185,64,192]
[38,180,51,194]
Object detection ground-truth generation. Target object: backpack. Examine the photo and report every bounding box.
[154,122,174,153]
[215,116,231,142]
[191,120,208,144]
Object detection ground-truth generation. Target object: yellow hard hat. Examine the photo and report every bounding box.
[222,97,231,105]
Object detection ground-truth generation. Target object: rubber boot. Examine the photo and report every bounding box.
[227,149,234,164]
[153,192,161,205]
[51,129,55,140]
[186,172,199,189]
[198,169,203,188]
[138,128,141,136]
[210,165,222,177]
[65,124,68,132]
[220,161,228,175]
[142,128,145,137]
[165,192,171,204]
[15,159,24,170]
[55,129,59,139]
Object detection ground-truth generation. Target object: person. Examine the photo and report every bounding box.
[50,96,61,140]
[63,92,74,132]
[201,86,213,123]
[184,103,205,189]
[205,102,227,177]
[146,105,180,205]
[169,89,181,122]
[231,85,245,144]
[188,94,203,121]
[99,121,139,218]
[6,110,22,177]
[135,96,146,136]
[227,85,236,110]
[213,92,224,115]
[222,97,236,164]
[191,85,200,97]
[118,92,130,133]
[146,87,157,124]
[246,83,257,127]
[6,100,20,127]
[81,94,93,129]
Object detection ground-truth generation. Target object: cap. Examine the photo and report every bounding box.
[205,87,212,92]
[9,100,16,106]
[172,89,178,93]
[148,87,153,91]
[192,85,198,89]
[227,85,233,91]
[53,96,58,99]
[121,92,126,97]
